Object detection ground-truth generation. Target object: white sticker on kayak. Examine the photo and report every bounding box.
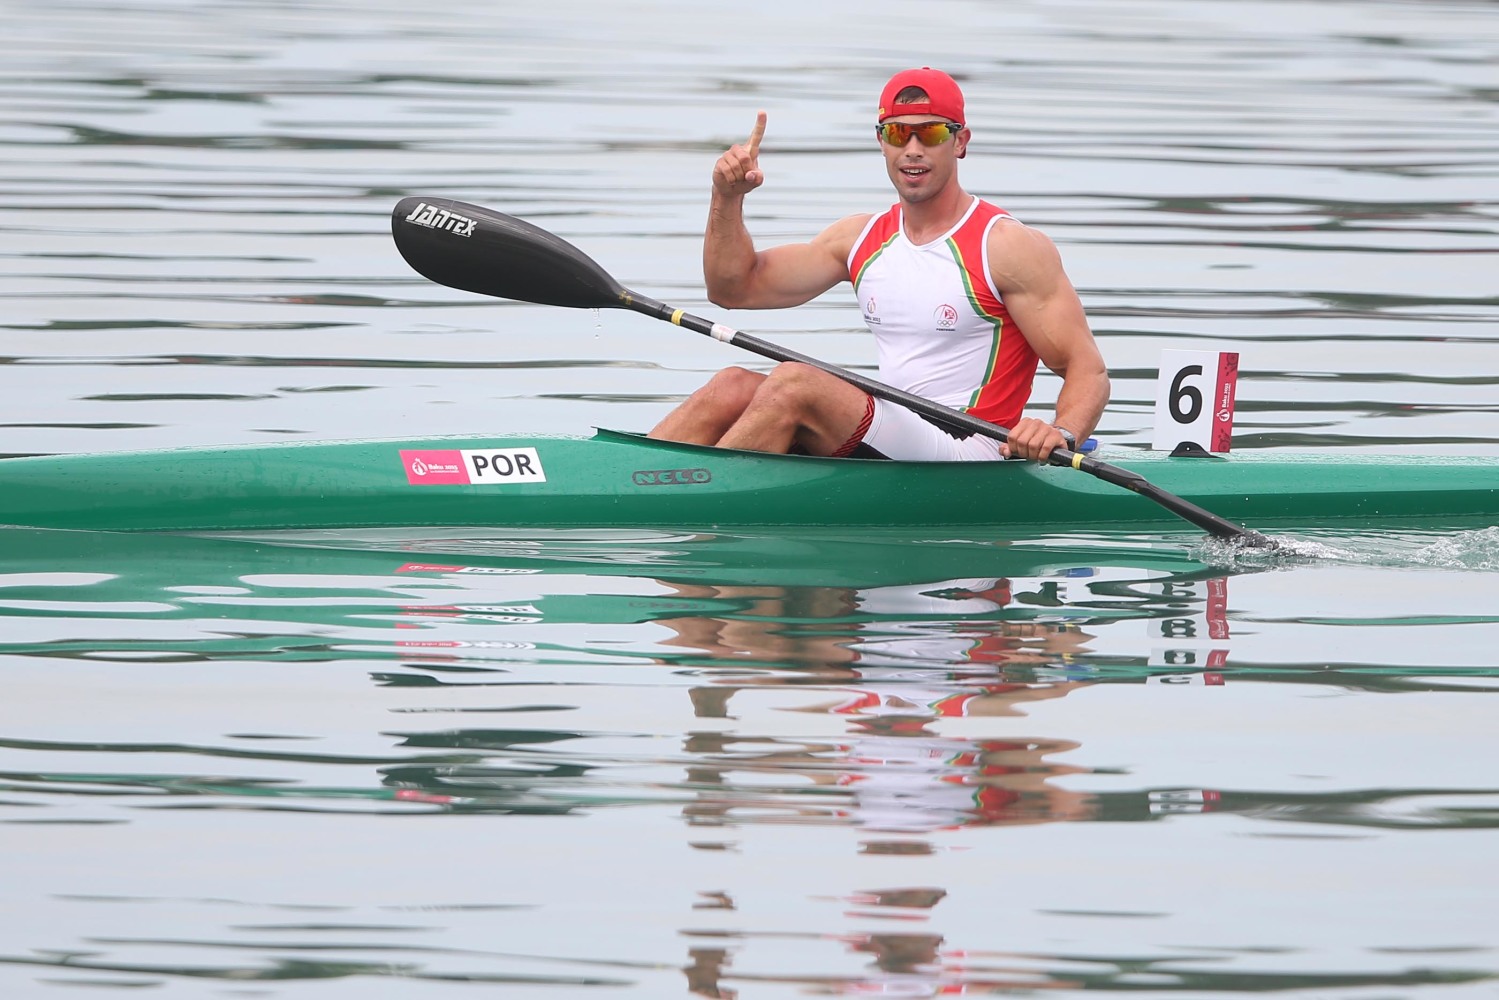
[401,447,546,486]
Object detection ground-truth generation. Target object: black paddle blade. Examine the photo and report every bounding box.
[392,196,628,309]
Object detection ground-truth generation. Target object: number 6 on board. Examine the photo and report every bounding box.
[1152,349,1239,453]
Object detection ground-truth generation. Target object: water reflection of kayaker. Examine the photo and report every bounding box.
[648,67,1109,464]
[683,679,1095,834]
[654,577,1096,669]
[685,914,1088,997]
[686,930,1091,996]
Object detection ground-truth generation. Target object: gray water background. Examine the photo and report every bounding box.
[2,0,1498,996]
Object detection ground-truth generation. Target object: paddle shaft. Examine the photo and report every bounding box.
[621,291,1270,545]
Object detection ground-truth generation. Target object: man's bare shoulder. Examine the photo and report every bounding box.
[986,215,1067,288]
[989,214,1061,253]
[811,212,877,259]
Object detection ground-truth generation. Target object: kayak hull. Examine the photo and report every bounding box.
[1,429,1496,533]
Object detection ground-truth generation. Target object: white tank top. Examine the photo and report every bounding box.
[847,197,1039,429]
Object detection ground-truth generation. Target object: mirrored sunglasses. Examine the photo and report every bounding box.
[875,121,963,147]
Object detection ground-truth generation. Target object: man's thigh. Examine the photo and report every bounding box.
[861,399,1005,462]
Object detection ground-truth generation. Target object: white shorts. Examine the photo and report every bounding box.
[857,397,1005,462]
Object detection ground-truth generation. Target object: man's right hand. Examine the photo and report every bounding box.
[712,111,766,198]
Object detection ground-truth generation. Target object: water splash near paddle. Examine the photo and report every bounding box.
[1196,527,1499,571]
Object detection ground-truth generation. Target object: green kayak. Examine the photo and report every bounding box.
[0,429,1495,534]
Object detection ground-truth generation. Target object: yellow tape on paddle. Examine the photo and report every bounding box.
[1072,453,1084,470]
[670,309,684,326]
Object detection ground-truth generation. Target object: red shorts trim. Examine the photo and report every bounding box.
[832,395,876,457]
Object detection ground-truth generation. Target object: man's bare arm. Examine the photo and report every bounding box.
[988,220,1110,459]
[703,112,866,309]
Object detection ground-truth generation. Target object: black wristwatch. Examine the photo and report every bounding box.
[1052,425,1077,450]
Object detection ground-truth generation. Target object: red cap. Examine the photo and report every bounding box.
[877,67,965,124]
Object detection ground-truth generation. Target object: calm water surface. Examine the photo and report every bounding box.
[2,0,1498,996]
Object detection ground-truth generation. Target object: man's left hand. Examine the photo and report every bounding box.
[1000,418,1073,463]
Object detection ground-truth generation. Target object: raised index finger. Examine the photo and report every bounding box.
[745,111,766,157]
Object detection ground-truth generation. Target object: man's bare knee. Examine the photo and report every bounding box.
[760,362,830,400]
[765,361,819,382]
[712,366,762,390]
[698,366,763,406]
[758,363,852,418]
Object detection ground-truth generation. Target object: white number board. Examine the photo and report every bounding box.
[1152,349,1240,453]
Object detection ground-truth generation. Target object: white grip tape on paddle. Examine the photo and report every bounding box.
[709,323,736,343]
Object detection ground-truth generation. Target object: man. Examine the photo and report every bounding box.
[648,67,1109,463]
